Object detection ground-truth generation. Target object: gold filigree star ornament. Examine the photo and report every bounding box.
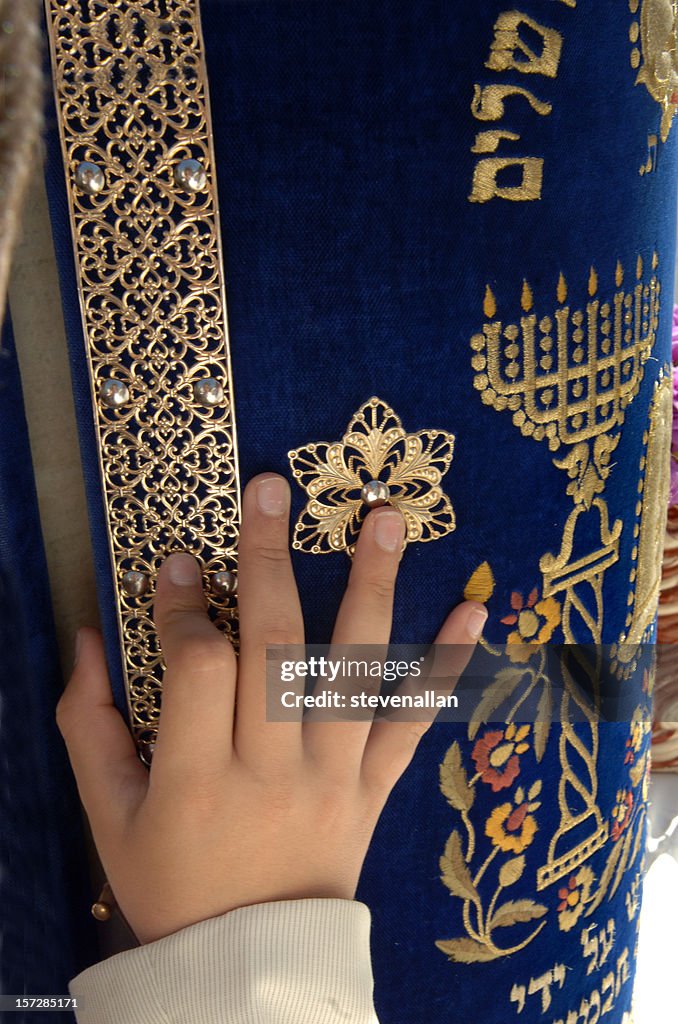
[287,396,456,556]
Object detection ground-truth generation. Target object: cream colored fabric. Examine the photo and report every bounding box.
[8,162,99,679]
[69,898,380,1024]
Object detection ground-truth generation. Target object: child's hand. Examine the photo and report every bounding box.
[57,473,487,945]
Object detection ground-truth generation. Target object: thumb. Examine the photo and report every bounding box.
[57,626,148,838]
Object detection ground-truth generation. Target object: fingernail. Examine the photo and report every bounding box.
[73,628,82,667]
[167,552,201,586]
[256,476,289,516]
[374,510,405,552]
[467,607,488,640]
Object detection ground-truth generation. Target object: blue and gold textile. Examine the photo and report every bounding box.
[40,2,678,1022]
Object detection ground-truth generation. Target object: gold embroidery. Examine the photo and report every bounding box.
[44,0,240,757]
[436,778,549,963]
[467,265,659,889]
[630,0,678,145]
[515,946,631,1023]
[445,620,650,967]
[471,83,553,121]
[471,129,522,154]
[510,964,567,1015]
[287,397,456,556]
[510,925,636,1022]
[581,751,648,920]
[472,256,659,652]
[621,371,673,646]
[469,156,545,203]
[625,871,642,921]
[464,561,496,602]
[639,132,659,175]
[481,637,611,891]
[438,255,661,969]
[471,259,660,451]
[485,12,564,77]
[540,498,622,645]
[581,919,616,972]
[469,5,576,203]
[550,947,631,1024]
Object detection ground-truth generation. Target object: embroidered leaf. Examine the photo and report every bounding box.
[610,823,635,900]
[527,588,539,608]
[510,591,523,610]
[585,835,623,917]
[527,779,542,801]
[498,854,526,888]
[490,900,548,930]
[440,830,480,905]
[464,562,495,603]
[435,937,499,963]
[533,683,552,762]
[629,750,646,788]
[469,668,526,740]
[628,809,646,873]
[440,741,474,813]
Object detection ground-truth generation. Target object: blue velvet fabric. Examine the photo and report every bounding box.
[0,314,96,1020]
[41,2,677,1022]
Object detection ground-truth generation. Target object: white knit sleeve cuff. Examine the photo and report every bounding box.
[68,898,379,1024]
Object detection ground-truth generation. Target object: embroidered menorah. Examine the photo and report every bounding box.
[471,255,660,645]
[471,254,659,453]
[470,257,661,888]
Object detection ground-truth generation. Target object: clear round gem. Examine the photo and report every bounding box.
[122,570,149,597]
[213,570,237,596]
[361,480,390,508]
[175,158,207,192]
[100,378,129,408]
[75,161,105,194]
[193,377,224,407]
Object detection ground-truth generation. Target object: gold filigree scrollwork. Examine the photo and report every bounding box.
[287,397,456,556]
[44,0,241,755]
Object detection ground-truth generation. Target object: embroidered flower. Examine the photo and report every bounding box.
[471,724,530,792]
[287,396,456,555]
[557,866,595,932]
[611,789,634,841]
[501,589,561,662]
[485,786,540,854]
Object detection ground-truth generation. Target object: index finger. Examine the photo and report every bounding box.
[149,552,237,784]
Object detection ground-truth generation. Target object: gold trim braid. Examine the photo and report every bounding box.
[44,0,241,758]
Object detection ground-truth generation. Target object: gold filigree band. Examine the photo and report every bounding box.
[44,0,241,759]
